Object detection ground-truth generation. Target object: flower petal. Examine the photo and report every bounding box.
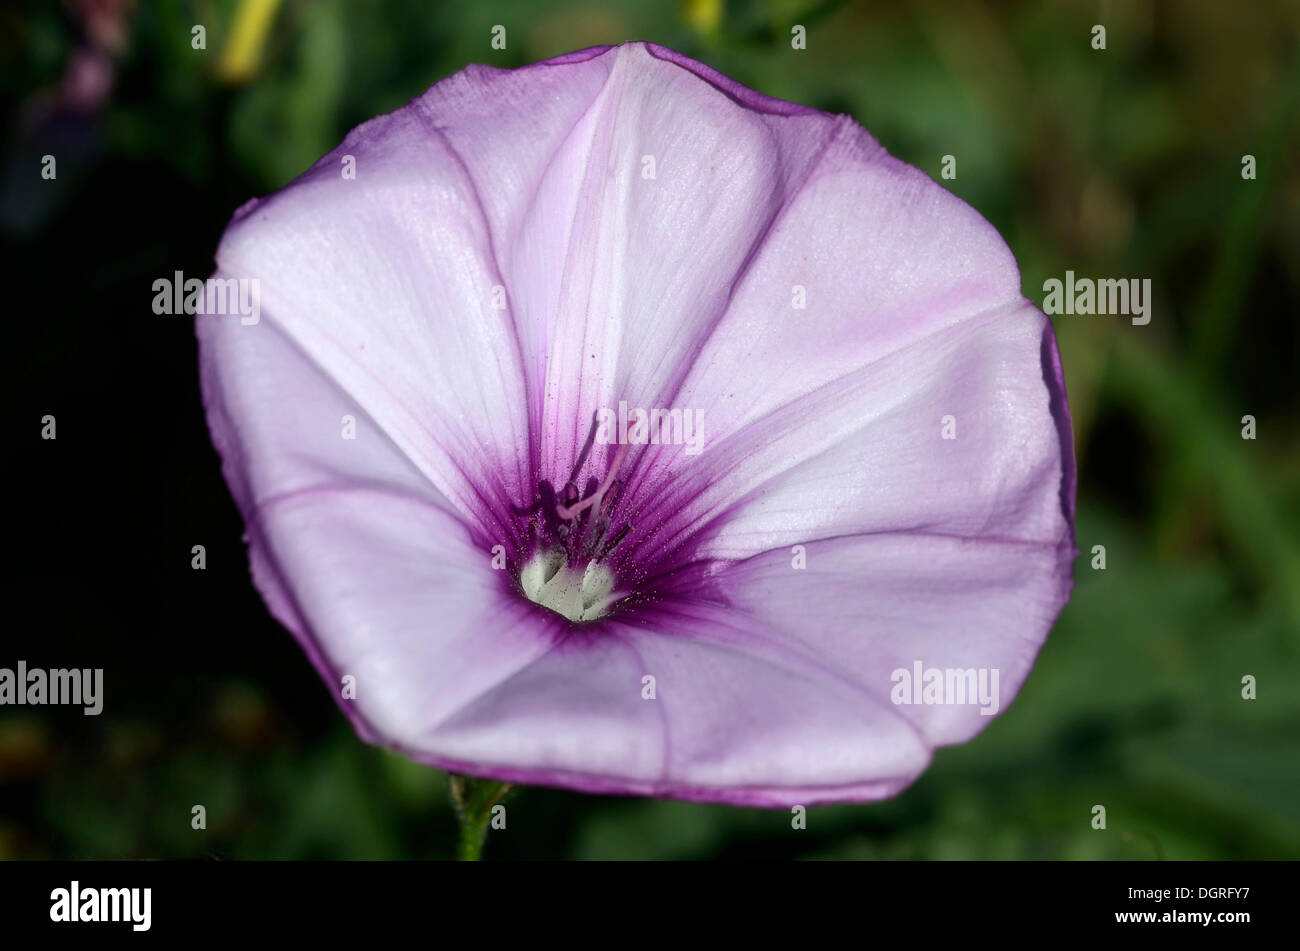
[198,307,554,745]
[632,303,1073,569]
[209,52,628,536]
[355,43,850,480]
[704,528,1074,749]
[425,601,930,806]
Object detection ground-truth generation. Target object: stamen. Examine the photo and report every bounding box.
[515,411,638,621]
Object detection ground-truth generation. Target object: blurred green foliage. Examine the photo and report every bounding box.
[1,0,1297,859]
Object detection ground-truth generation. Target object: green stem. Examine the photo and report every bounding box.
[456,810,487,862]
[448,774,511,861]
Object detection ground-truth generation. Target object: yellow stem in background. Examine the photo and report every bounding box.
[218,0,282,84]
[682,0,723,36]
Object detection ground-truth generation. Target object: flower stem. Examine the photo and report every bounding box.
[448,774,511,861]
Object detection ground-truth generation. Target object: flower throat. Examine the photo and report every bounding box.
[515,412,634,622]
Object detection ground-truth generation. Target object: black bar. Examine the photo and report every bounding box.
[0,860,1283,939]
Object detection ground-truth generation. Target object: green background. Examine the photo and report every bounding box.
[2,0,1297,859]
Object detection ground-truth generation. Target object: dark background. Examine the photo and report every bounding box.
[3,0,1297,859]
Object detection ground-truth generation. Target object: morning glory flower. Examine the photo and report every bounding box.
[197,42,1075,806]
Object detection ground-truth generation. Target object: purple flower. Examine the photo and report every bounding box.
[197,43,1075,806]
